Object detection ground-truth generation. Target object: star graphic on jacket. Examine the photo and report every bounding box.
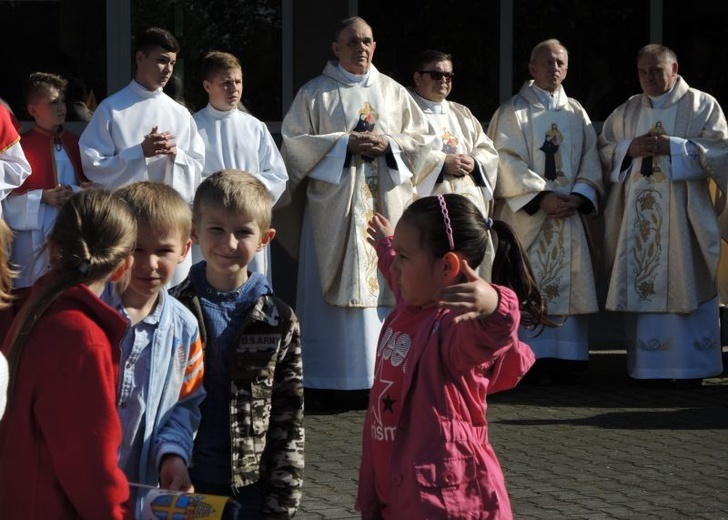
[383,392,396,413]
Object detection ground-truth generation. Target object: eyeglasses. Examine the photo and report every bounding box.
[418,70,455,81]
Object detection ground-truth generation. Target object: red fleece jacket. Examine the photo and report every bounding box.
[0,282,129,519]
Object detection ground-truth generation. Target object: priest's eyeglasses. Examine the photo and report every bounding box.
[418,70,455,81]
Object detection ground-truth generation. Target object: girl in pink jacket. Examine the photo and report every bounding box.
[357,193,551,519]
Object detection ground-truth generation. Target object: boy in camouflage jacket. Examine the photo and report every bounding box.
[172,170,304,519]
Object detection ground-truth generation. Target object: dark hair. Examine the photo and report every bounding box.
[23,72,67,105]
[399,194,552,329]
[412,50,453,74]
[637,43,677,64]
[133,27,180,55]
[5,189,136,397]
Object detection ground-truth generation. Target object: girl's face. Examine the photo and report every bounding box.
[390,220,446,307]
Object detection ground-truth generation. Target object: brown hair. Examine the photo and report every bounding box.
[400,194,554,330]
[24,72,67,105]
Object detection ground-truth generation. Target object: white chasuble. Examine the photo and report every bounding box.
[622,106,677,311]
[426,111,487,209]
[529,109,581,315]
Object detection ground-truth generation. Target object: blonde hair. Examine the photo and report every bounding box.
[193,170,272,230]
[114,181,192,243]
[202,51,242,81]
[5,188,136,395]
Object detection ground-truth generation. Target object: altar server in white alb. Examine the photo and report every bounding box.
[409,49,499,277]
[79,26,205,286]
[487,39,604,381]
[279,16,435,393]
[0,103,31,216]
[598,44,728,385]
[193,51,288,278]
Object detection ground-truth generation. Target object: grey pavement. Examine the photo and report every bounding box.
[298,349,728,519]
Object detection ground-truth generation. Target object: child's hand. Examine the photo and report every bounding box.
[41,184,74,208]
[367,213,394,248]
[159,454,194,493]
[437,259,499,323]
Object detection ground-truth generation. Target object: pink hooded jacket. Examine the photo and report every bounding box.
[356,237,535,519]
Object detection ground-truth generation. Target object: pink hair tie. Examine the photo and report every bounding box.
[436,194,455,251]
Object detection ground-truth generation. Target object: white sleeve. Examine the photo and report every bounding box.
[0,141,31,202]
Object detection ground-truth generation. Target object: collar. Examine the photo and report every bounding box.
[129,80,163,99]
[204,103,237,119]
[529,81,567,110]
[412,90,446,114]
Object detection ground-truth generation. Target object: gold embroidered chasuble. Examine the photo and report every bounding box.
[599,76,728,314]
[487,81,604,316]
[412,93,499,277]
[280,62,435,308]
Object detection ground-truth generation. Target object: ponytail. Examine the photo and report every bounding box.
[489,219,556,331]
[5,189,136,398]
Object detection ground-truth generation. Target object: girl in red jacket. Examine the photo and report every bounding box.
[0,188,136,519]
[358,194,552,519]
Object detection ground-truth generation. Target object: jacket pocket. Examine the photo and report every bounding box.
[414,456,490,519]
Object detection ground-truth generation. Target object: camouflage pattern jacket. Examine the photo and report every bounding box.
[173,280,304,518]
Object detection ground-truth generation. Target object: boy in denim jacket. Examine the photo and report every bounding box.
[106,181,205,514]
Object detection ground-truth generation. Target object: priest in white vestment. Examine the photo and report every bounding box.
[193,51,288,280]
[487,39,604,381]
[409,50,498,278]
[599,44,728,384]
[79,27,204,286]
[279,17,435,393]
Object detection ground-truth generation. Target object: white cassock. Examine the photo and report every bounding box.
[0,106,31,215]
[79,80,205,286]
[488,81,604,362]
[599,76,728,379]
[410,90,498,278]
[3,146,81,288]
[280,62,435,390]
[192,104,289,280]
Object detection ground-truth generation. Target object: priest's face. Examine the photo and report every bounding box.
[204,67,243,111]
[529,43,568,92]
[638,51,678,97]
[414,60,453,103]
[135,46,176,91]
[332,21,376,75]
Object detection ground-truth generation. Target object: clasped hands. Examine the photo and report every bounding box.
[629,133,669,159]
[142,126,177,158]
[444,154,475,177]
[539,192,582,218]
[348,132,390,159]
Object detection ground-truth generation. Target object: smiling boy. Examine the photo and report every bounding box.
[104,181,205,516]
[172,170,304,519]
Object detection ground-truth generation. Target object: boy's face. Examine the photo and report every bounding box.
[203,67,243,111]
[192,206,275,292]
[135,46,176,91]
[28,87,66,131]
[124,222,190,306]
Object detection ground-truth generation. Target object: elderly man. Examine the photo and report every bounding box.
[487,39,604,383]
[409,49,499,277]
[599,44,728,386]
[280,17,434,405]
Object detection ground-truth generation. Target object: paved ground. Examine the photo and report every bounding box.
[297,350,728,519]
